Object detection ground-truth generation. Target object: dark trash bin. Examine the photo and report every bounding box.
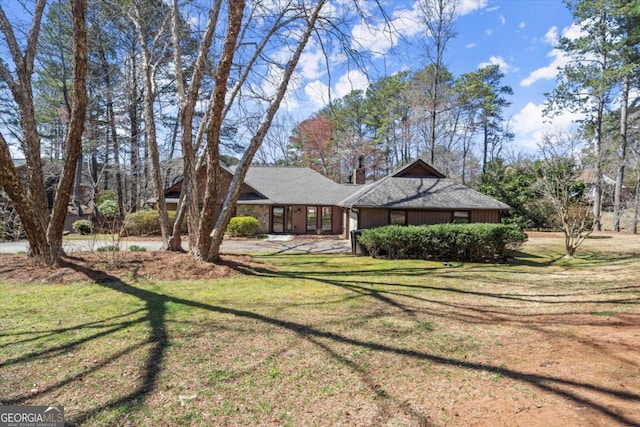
[350,229,366,256]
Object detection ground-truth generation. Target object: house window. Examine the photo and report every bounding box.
[306,206,317,231]
[286,206,292,232]
[321,207,332,231]
[272,206,285,232]
[390,210,406,225]
[453,211,470,224]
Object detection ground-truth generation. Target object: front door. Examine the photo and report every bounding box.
[272,206,285,233]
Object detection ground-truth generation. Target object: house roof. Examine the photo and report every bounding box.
[230,165,361,205]
[339,159,511,211]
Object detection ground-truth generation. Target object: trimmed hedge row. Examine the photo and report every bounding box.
[358,223,527,262]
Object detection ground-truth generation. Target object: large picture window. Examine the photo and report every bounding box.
[321,207,332,231]
[453,211,470,224]
[390,210,406,225]
[306,206,317,231]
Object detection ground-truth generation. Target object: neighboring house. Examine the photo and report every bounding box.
[163,158,510,237]
[575,167,627,208]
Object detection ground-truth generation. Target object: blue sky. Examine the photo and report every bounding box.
[287,0,583,154]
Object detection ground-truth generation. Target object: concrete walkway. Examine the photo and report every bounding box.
[0,235,352,255]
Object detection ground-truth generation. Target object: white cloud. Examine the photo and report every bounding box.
[457,0,489,15]
[466,42,476,48]
[520,23,583,87]
[351,20,396,56]
[350,5,423,58]
[512,102,582,150]
[519,22,525,29]
[499,14,506,25]
[479,55,510,72]
[485,28,493,36]
[544,26,559,45]
[298,45,326,80]
[304,80,330,110]
[335,70,369,98]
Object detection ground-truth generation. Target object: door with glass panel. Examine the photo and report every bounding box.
[272,206,285,233]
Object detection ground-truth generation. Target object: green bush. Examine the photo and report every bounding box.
[226,216,260,237]
[122,210,185,236]
[97,245,119,252]
[97,199,119,218]
[358,223,527,262]
[129,245,147,252]
[72,219,93,235]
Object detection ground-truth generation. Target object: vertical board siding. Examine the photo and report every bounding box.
[360,208,389,229]
[471,210,500,223]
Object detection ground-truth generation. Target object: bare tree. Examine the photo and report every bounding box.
[417,0,456,164]
[0,0,88,265]
[536,132,593,258]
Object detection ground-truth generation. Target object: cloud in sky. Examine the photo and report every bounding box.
[512,102,582,150]
[457,0,489,15]
[479,55,510,72]
[335,70,369,98]
[304,80,330,110]
[520,23,583,87]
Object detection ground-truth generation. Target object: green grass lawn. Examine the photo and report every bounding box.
[1,234,639,426]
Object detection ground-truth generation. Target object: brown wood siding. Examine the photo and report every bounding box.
[407,210,451,225]
[359,208,389,229]
[471,210,500,223]
[332,206,343,234]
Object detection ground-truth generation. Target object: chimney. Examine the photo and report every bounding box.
[354,155,365,185]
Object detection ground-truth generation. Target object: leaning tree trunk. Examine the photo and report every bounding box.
[191,0,245,260]
[206,0,329,261]
[45,0,89,264]
[0,0,87,266]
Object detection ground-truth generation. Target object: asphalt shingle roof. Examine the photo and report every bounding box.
[230,166,361,205]
[340,176,511,210]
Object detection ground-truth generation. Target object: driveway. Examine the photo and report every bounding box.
[0,235,351,255]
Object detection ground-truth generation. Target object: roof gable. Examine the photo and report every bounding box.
[392,159,445,178]
[340,159,510,211]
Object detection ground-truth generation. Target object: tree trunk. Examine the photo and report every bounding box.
[45,0,89,265]
[191,0,246,260]
[207,0,328,260]
[0,0,87,266]
[613,75,629,232]
[128,44,140,213]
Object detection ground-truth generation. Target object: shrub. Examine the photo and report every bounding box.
[129,245,147,252]
[72,219,93,235]
[358,223,527,262]
[122,210,185,236]
[97,199,119,218]
[226,216,260,237]
[97,245,119,252]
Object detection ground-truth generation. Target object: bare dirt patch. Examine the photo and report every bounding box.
[0,251,268,284]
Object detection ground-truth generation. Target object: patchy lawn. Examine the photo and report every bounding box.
[0,232,639,426]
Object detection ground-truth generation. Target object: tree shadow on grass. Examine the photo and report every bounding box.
[5,255,639,426]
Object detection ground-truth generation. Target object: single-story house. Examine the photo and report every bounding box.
[163,158,510,238]
[340,159,511,233]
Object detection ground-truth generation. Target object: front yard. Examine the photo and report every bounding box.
[1,233,639,426]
